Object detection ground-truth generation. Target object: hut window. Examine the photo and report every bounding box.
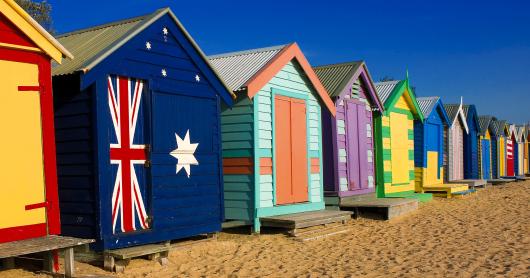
[350,80,361,99]
[368,176,374,188]
[337,120,346,135]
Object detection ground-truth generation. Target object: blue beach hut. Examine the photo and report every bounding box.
[52,8,234,251]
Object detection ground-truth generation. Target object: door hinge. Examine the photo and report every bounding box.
[144,144,151,152]
[144,160,151,168]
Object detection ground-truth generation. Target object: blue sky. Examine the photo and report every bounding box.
[49,0,530,123]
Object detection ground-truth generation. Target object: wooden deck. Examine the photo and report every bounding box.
[0,235,94,277]
[448,179,487,187]
[259,210,352,235]
[423,183,469,198]
[338,195,418,220]
[488,178,514,185]
[103,234,215,272]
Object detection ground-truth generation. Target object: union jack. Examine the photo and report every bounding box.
[108,76,149,233]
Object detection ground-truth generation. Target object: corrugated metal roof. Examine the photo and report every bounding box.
[491,119,507,136]
[52,12,150,75]
[208,45,286,91]
[374,80,401,104]
[478,115,493,136]
[313,61,363,98]
[443,104,460,122]
[416,96,439,118]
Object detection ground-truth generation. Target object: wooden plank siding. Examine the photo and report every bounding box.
[53,76,97,239]
[221,95,254,221]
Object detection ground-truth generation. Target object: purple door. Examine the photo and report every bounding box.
[345,100,369,191]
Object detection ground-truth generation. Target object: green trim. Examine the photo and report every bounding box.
[408,150,414,160]
[382,126,391,137]
[408,130,414,140]
[383,79,424,122]
[256,202,325,217]
[409,170,415,180]
[384,191,433,202]
[252,94,260,232]
[386,107,414,117]
[382,149,391,160]
[384,171,392,181]
[374,115,385,198]
[223,150,253,158]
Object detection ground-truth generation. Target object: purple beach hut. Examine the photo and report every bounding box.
[314,61,384,203]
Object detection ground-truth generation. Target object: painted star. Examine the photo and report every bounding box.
[162,27,168,35]
[169,130,199,178]
[195,74,200,82]
[161,69,167,77]
[145,41,151,50]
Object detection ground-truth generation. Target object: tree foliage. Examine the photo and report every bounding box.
[15,0,54,33]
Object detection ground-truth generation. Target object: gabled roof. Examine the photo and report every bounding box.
[516,125,526,142]
[478,115,494,136]
[416,96,449,124]
[463,104,480,130]
[0,0,72,62]
[374,79,423,121]
[209,45,285,92]
[491,119,507,137]
[374,80,401,104]
[209,43,336,115]
[443,102,469,134]
[313,60,384,112]
[52,8,233,95]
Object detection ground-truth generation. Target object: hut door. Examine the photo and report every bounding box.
[0,60,47,239]
[389,112,409,185]
[481,139,491,179]
[107,76,151,234]
[345,100,369,191]
[425,123,441,185]
[275,96,308,205]
[507,137,514,176]
[453,124,464,180]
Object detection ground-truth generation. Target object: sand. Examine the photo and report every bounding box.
[2,181,529,278]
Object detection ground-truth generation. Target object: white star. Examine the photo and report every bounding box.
[145,41,151,50]
[170,130,199,178]
[161,69,167,77]
[195,74,200,82]
[162,27,168,35]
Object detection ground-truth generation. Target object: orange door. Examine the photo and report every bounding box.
[275,95,308,205]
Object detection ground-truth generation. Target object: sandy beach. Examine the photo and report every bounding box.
[2,181,529,278]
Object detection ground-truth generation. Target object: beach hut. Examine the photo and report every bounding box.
[51,8,234,251]
[462,105,481,180]
[515,126,526,176]
[209,44,346,233]
[443,102,469,182]
[312,61,384,200]
[506,124,516,176]
[373,78,431,202]
[492,120,509,178]
[478,116,494,180]
[0,0,72,243]
[414,97,468,197]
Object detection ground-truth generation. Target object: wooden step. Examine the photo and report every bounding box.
[449,179,487,187]
[339,197,418,220]
[259,210,353,230]
[292,223,351,242]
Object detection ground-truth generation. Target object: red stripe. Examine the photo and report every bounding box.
[18,85,41,91]
[52,250,59,272]
[25,201,49,211]
[111,184,121,226]
[0,223,47,243]
[133,185,148,228]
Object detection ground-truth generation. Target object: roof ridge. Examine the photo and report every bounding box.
[313,60,364,69]
[208,44,288,60]
[57,8,166,38]
[417,96,439,100]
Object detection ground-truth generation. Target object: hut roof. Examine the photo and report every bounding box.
[209,43,336,115]
[373,80,401,104]
[443,103,469,133]
[313,61,384,111]
[478,115,494,136]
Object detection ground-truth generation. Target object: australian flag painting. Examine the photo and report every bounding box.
[107,75,150,234]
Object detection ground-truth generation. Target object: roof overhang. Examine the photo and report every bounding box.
[243,43,336,116]
[1,0,72,62]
